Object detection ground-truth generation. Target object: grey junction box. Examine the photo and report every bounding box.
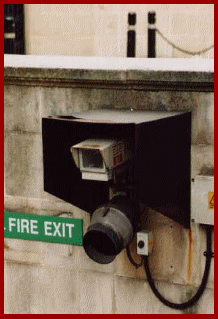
[191,175,214,225]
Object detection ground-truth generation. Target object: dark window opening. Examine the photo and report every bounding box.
[4,4,25,54]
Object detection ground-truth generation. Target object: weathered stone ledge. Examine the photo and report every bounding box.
[4,55,214,92]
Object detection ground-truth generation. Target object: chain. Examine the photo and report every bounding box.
[156,28,214,56]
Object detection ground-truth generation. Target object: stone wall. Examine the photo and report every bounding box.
[24,4,214,58]
[4,55,214,314]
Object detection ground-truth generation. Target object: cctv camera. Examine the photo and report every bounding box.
[70,138,132,181]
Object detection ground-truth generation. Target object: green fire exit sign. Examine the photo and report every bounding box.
[4,211,83,246]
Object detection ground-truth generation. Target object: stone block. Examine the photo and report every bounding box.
[4,85,41,134]
[27,6,95,38]
[192,92,214,145]
[114,90,196,112]
[135,35,148,59]
[4,241,41,265]
[4,234,80,272]
[94,14,118,37]
[191,145,214,177]
[145,210,189,284]
[41,87,91,116]
[155,225,188,282]
[115,237,146,280]
[156,36,173,58]
[4,195,28,213]
[114,276,183,314]
[113,90,141,110]
[95,34,120,57]
[89,89,114,109]
[5,264,114,314]
[78,271,114,314]
[4,197,42,216]
[29,35,96,57]
[165,91,196,111]
[39,242,79,269]
[4,132,43,199]
[196,287,214,314]
[4,262,33,314]
[172,12,199,37]
[77,36,96,57]
[64,88,92,113]
[29,266,80,314]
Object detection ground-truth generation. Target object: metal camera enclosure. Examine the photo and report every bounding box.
[42,110,191,228]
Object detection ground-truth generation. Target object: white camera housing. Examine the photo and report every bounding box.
[71,138,132,181]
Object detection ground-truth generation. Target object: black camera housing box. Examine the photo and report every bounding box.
[42,110,191,228]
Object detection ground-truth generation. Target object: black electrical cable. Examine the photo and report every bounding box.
[126,243,143,269]
[143,226,214,310]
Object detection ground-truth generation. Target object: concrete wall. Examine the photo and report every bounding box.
[4,56,214,314]
[24,4,214,58]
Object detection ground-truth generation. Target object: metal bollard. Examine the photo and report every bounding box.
[127,12,136,57]
[148,11,156,58]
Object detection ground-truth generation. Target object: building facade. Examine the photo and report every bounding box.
[22,4,213,58]
[4,4,214,315]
